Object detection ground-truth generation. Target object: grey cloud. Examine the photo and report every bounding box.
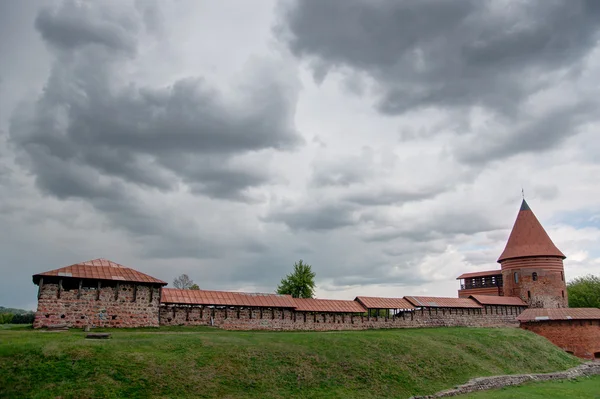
[265,203,358,231]
[333,273,427,288]
[311,166,366,187]
[346,186,443,206]
[279,0,600,161]
[457,100,596,164]
[281,0,599,113]
[310,148,376,187]
[382,240,447,258]
[35,1,138,53]
[187,163,269,201]
[462,249,501,267]
[160,153,272,201]
[533,185,560,201]
[362,210,502,243]
[7,1,302,260]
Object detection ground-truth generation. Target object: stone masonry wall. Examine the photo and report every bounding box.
[159,305,525,331]
[520,320,600,360]
[34,281,161,328]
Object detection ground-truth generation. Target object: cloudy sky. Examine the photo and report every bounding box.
[1,0,600,310]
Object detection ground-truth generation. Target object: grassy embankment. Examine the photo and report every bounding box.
[0,325,581,399]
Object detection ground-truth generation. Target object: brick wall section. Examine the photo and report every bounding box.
[520,320,600,360]
[34,281,161,328]
[501,257,567,308]
[159,305,526,331]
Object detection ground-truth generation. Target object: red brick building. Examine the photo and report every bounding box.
[518,308,600,360]
[458,199,568,308]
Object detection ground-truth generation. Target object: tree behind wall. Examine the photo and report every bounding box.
[277,260,316,298]
[567,274,600,308]
[173,274,197,290]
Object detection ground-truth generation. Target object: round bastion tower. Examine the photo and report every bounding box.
[497,200,568,308]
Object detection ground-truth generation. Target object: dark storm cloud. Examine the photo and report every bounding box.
[10,2,301,205]
[279,0,600,161]
[183,159,270,201]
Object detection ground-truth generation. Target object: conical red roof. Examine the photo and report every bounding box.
[497,200,565,262]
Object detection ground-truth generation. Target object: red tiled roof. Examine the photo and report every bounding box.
[292,298,367,313]
[161,288,296,308]
[498,200,565,262]
[355,296,415,310]
[457,270,502,279]
[404,296,481,309]
[469,295,527,306]
[517,308,600,322]
[32,258,167,285]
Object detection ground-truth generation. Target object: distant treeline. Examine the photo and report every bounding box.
[0,306,35,324]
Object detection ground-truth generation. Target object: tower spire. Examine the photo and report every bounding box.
[498,200,563,262]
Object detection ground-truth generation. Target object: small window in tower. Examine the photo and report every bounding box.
[561,271,564,281]
[562,291,565,298]
[514,272,519,283]
[527,291,531,299]
[532,272,538,281]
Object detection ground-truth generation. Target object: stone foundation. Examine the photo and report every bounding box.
[411,362,600,398]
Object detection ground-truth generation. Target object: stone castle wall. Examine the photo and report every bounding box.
[159,304,525,331]
[34,281,161,328]
[33,278,526,331]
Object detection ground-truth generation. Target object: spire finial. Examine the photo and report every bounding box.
[522,187,525,199]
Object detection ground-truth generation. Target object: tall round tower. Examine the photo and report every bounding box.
[498,200,567,308]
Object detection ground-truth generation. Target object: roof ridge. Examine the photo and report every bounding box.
[33,259,167,285]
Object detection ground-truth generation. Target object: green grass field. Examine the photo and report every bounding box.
[0,325,581,399]
[457,376,600,398]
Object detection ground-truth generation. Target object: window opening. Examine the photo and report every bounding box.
[514,272,519,283]
[532,272,538,281]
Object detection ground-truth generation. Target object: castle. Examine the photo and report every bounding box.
[31,199,600,359]
[457,199,568,308]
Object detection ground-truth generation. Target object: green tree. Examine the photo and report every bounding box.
[189,284,200,290]
[0,313,14,324]
[567,274,600,308]
[276,260,316,298]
